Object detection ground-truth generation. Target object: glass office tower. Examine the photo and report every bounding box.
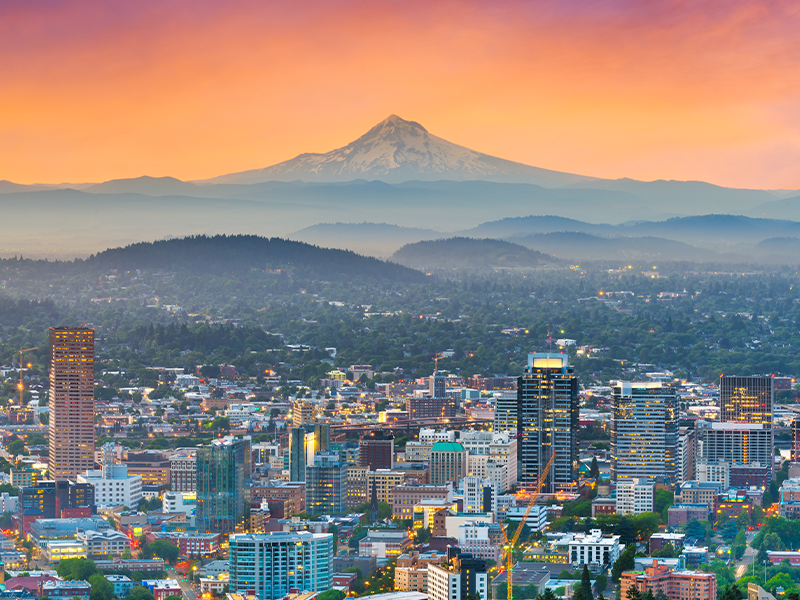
[196,436,251,535]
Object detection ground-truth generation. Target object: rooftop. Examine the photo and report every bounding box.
[431,442,465,452]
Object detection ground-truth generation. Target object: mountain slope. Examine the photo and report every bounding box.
[201,115,598,187]
[84,235,426,282]
[392,237,558,270]
[290,222,443,257]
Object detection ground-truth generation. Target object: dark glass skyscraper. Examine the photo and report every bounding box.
[517,353,578,491]
[197,436,251,535]
[289,425,330,482]
[611,382,677,481]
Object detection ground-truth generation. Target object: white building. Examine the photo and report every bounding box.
[76,529,131,558]
[419,428,457,444]
[462,476,497,514]
[504,505,548,532]
[615,478,654,515]
[428,560,488,600]
[78,445,142,509]
[458,521,500,563]
[459,430,517,488]
[163,491,197,520]
[697,461,730,488]
[561,529,621,574]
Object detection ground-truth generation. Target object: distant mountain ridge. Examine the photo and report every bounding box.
[392,237,559,270]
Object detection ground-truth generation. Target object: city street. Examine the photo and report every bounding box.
[178,577,199,600]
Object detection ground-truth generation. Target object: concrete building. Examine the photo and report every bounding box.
[611,382,677,482]
[457,521,500,563]
[395,550,448,593]
[616,478,654,515]
[17,480,94,535]
[561,529,621,573]
[675,481,725,509]
[169,452,196,492]
[162,491,196,518]
[365,470,405,505]
[359,431,395,471]
[289,424,329,482]
[78,444,143,509]
[359,529,413,558]
[621,560,717,600]
[699,423,773,477]
[430,442,468,485]
[459,430,518,488]
[668,504,710,527]
[697,461,730,488]
[517,353,578,491]
[493,392,517,433]
[76,529,131,558]
[428,548,488,600]
[462,476,497,514]
[48,326,95,479]
[392,483,453,519]
[719,376,773,426]
[228,531,333,598]
[778,478,800,518]
[677,427,697,485]
[292,400,315,427]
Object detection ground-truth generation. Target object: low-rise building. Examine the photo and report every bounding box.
[359,529,413,559]
[680,546,709,568]
[428,548,488,600]
[649,533,686,554]
[778,478,800,518]
[559,529,621,574]
[457,521,500,563]
[141,580,182,600]
[667,504,710,527]
[393,483,452,519]
[38,580,92,599]
[106,575,135,598]
[77,529,131,558]
[620,560,717,600]
[395,550,448,592]
[147,532,220,558]
[675,481,725,509]
[43,540,87,562]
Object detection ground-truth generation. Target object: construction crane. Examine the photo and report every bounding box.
[499,451,556,600]
[432,352,447,373]
[17,347,38,406]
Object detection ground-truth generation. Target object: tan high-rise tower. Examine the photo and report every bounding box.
[48,327,95,479]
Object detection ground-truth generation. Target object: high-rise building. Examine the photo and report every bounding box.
[17,480,95,534]
[429,442,468,485]
[611,382,678,482]
[289,425,330,482]
[517,353,578,491]
[428,547,488,600]
[196,436,251,535]
[292,400,315,428]
[406,397,457,420]
[615,478,655,515]
[305,451,348,515]
[719,375,773,425]
[677,426,697,485]
[493,392,517,433]
[430,372,446,398]
[48,326,95,480]
[78,443,142,509]
[229,531,333,598]
[359,430,394,471]
[698,422,773,475]
[792,420,800,463]
[169,452,197,492]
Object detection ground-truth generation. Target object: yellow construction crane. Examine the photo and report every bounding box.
[499,451,556,600]
[432,352,447,373]
[17,347,38,406]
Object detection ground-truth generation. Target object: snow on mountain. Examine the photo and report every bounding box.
[201,115,597,187]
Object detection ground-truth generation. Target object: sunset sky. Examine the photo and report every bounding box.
[2,0,799,189]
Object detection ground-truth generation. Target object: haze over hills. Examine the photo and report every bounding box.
[2,114,800,259]
[392,238,560,270]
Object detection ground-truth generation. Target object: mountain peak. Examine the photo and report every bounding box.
[202,116,596,187]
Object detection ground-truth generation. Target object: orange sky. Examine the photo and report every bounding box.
[1,0,799,188]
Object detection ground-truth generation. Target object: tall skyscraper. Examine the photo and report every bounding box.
[305,451,348,515]
[289,425,330,482]
[517,353,578,491]
[292,400,315,428]
[718,375,774,476]
[611,382,677,481]
[48,326,95,480]
[719,375,773,425]
[430,372,446,398]
[196,436,251,535]
[493,392,517,433]
[359,430,394,471]
[792,420,800,463]
[229,531,333,598]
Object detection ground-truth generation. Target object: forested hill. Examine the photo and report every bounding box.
[82,235,426,282]
[392,237,560,270]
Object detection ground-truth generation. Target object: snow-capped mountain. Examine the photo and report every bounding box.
[201,115,597,187]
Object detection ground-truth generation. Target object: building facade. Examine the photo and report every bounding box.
[621,560,717,600]
[615,478,655,515]
[48,326,95,479]
[517,353,578,491]
[428,548,488,600]
[611,382,677,482]
[169,452,196,492]
[305,451,348,515]
[359,431,395,471]
[229,531,333,598]
[430,442,468,485]
[719,375,773,425]
[196,436,251,535]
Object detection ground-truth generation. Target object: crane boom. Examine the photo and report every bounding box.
[501,451,555,600]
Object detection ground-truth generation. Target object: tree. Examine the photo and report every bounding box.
[590,457,600,479]
[316,591,345,600]
[140,539,179,564]
[612,544,636,582]
[615,517,635,544]
[535,590,558,600]
[685,519,705,541]
[124,587,155,600]
[415,527,432,544]
[736,510,752,530]
[580,565,593,600]
[654,490,673,515]
[626,587,641,600]
[57,558,97,581]
[88,574,114,600]
[595,574,608,596]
